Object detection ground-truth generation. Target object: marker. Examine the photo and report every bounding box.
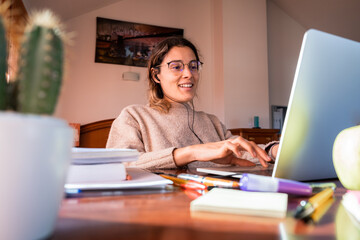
[178,173,312,196]
[239,173,313,196]
[294,188,334,219]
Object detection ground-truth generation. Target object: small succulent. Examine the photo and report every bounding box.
[0,8,65,115]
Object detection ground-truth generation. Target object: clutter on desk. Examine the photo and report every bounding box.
[179,172,312,196]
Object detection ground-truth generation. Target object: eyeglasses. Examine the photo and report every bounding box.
[157,60,203,74]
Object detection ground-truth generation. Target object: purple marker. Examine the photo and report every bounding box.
[239,173,312,196]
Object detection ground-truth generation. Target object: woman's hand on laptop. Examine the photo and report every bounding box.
[173,136,273,167]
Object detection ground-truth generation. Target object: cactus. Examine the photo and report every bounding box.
[0,17,7,110]
[0,9,65,115]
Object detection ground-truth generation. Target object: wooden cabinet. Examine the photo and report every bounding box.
[229,128,280,144]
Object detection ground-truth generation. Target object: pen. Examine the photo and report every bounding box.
[177,174,240,188]
[294,187,334,219]
[160,174,207,190]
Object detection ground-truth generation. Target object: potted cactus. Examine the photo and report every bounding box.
[0,8,72,240]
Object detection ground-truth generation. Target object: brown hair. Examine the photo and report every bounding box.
[147,36,200,113]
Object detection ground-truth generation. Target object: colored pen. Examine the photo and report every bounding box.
[160,174,207,190]
[294,187,334,219]
[177,174,240,188]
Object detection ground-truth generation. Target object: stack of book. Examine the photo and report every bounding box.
[65,148,172,195]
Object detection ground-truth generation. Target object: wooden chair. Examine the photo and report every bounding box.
[79,118,115,148]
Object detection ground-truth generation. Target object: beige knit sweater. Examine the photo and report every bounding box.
[106,102,270,169]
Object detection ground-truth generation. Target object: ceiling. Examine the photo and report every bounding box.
[271,0,360,42]
[22,0,360,42]
[22,0,123,21]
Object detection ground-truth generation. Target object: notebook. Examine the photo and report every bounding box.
[71,147,139,164]
[190,188,288,218]
[272,29,360,181]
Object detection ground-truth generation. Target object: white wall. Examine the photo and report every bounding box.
[222,0,269,128]
[55,0,271,129]
[267,1,305,108]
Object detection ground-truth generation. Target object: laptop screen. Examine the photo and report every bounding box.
[272,29,360,181]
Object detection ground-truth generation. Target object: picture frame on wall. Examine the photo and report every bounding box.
[95,17,184,67]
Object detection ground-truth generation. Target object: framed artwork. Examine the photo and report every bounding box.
[95,17,184,67]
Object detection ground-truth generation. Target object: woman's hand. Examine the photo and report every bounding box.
[173,136,273,167]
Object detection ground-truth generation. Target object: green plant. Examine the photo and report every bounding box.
[0,9,64,115]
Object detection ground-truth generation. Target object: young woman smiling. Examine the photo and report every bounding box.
[106,37,278,169]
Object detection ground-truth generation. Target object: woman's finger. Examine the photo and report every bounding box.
[221,140,243,158]
[248,141,271,167]
[230,137,257,158]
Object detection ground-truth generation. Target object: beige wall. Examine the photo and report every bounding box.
[267,1,305,108]
[223,0,269,128]
[55,0,271,129]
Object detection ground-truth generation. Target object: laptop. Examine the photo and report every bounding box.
[272,29,360,181]
[197,29,360,181]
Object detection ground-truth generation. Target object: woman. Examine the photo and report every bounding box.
[106,37,278,169]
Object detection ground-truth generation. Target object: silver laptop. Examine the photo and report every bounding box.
[272,29,360,181]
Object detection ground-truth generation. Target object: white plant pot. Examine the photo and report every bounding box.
[0,112,73,240]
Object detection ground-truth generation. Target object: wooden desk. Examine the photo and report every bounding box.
[51,170,347,240]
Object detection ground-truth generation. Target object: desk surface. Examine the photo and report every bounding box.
[51,168,348,240]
